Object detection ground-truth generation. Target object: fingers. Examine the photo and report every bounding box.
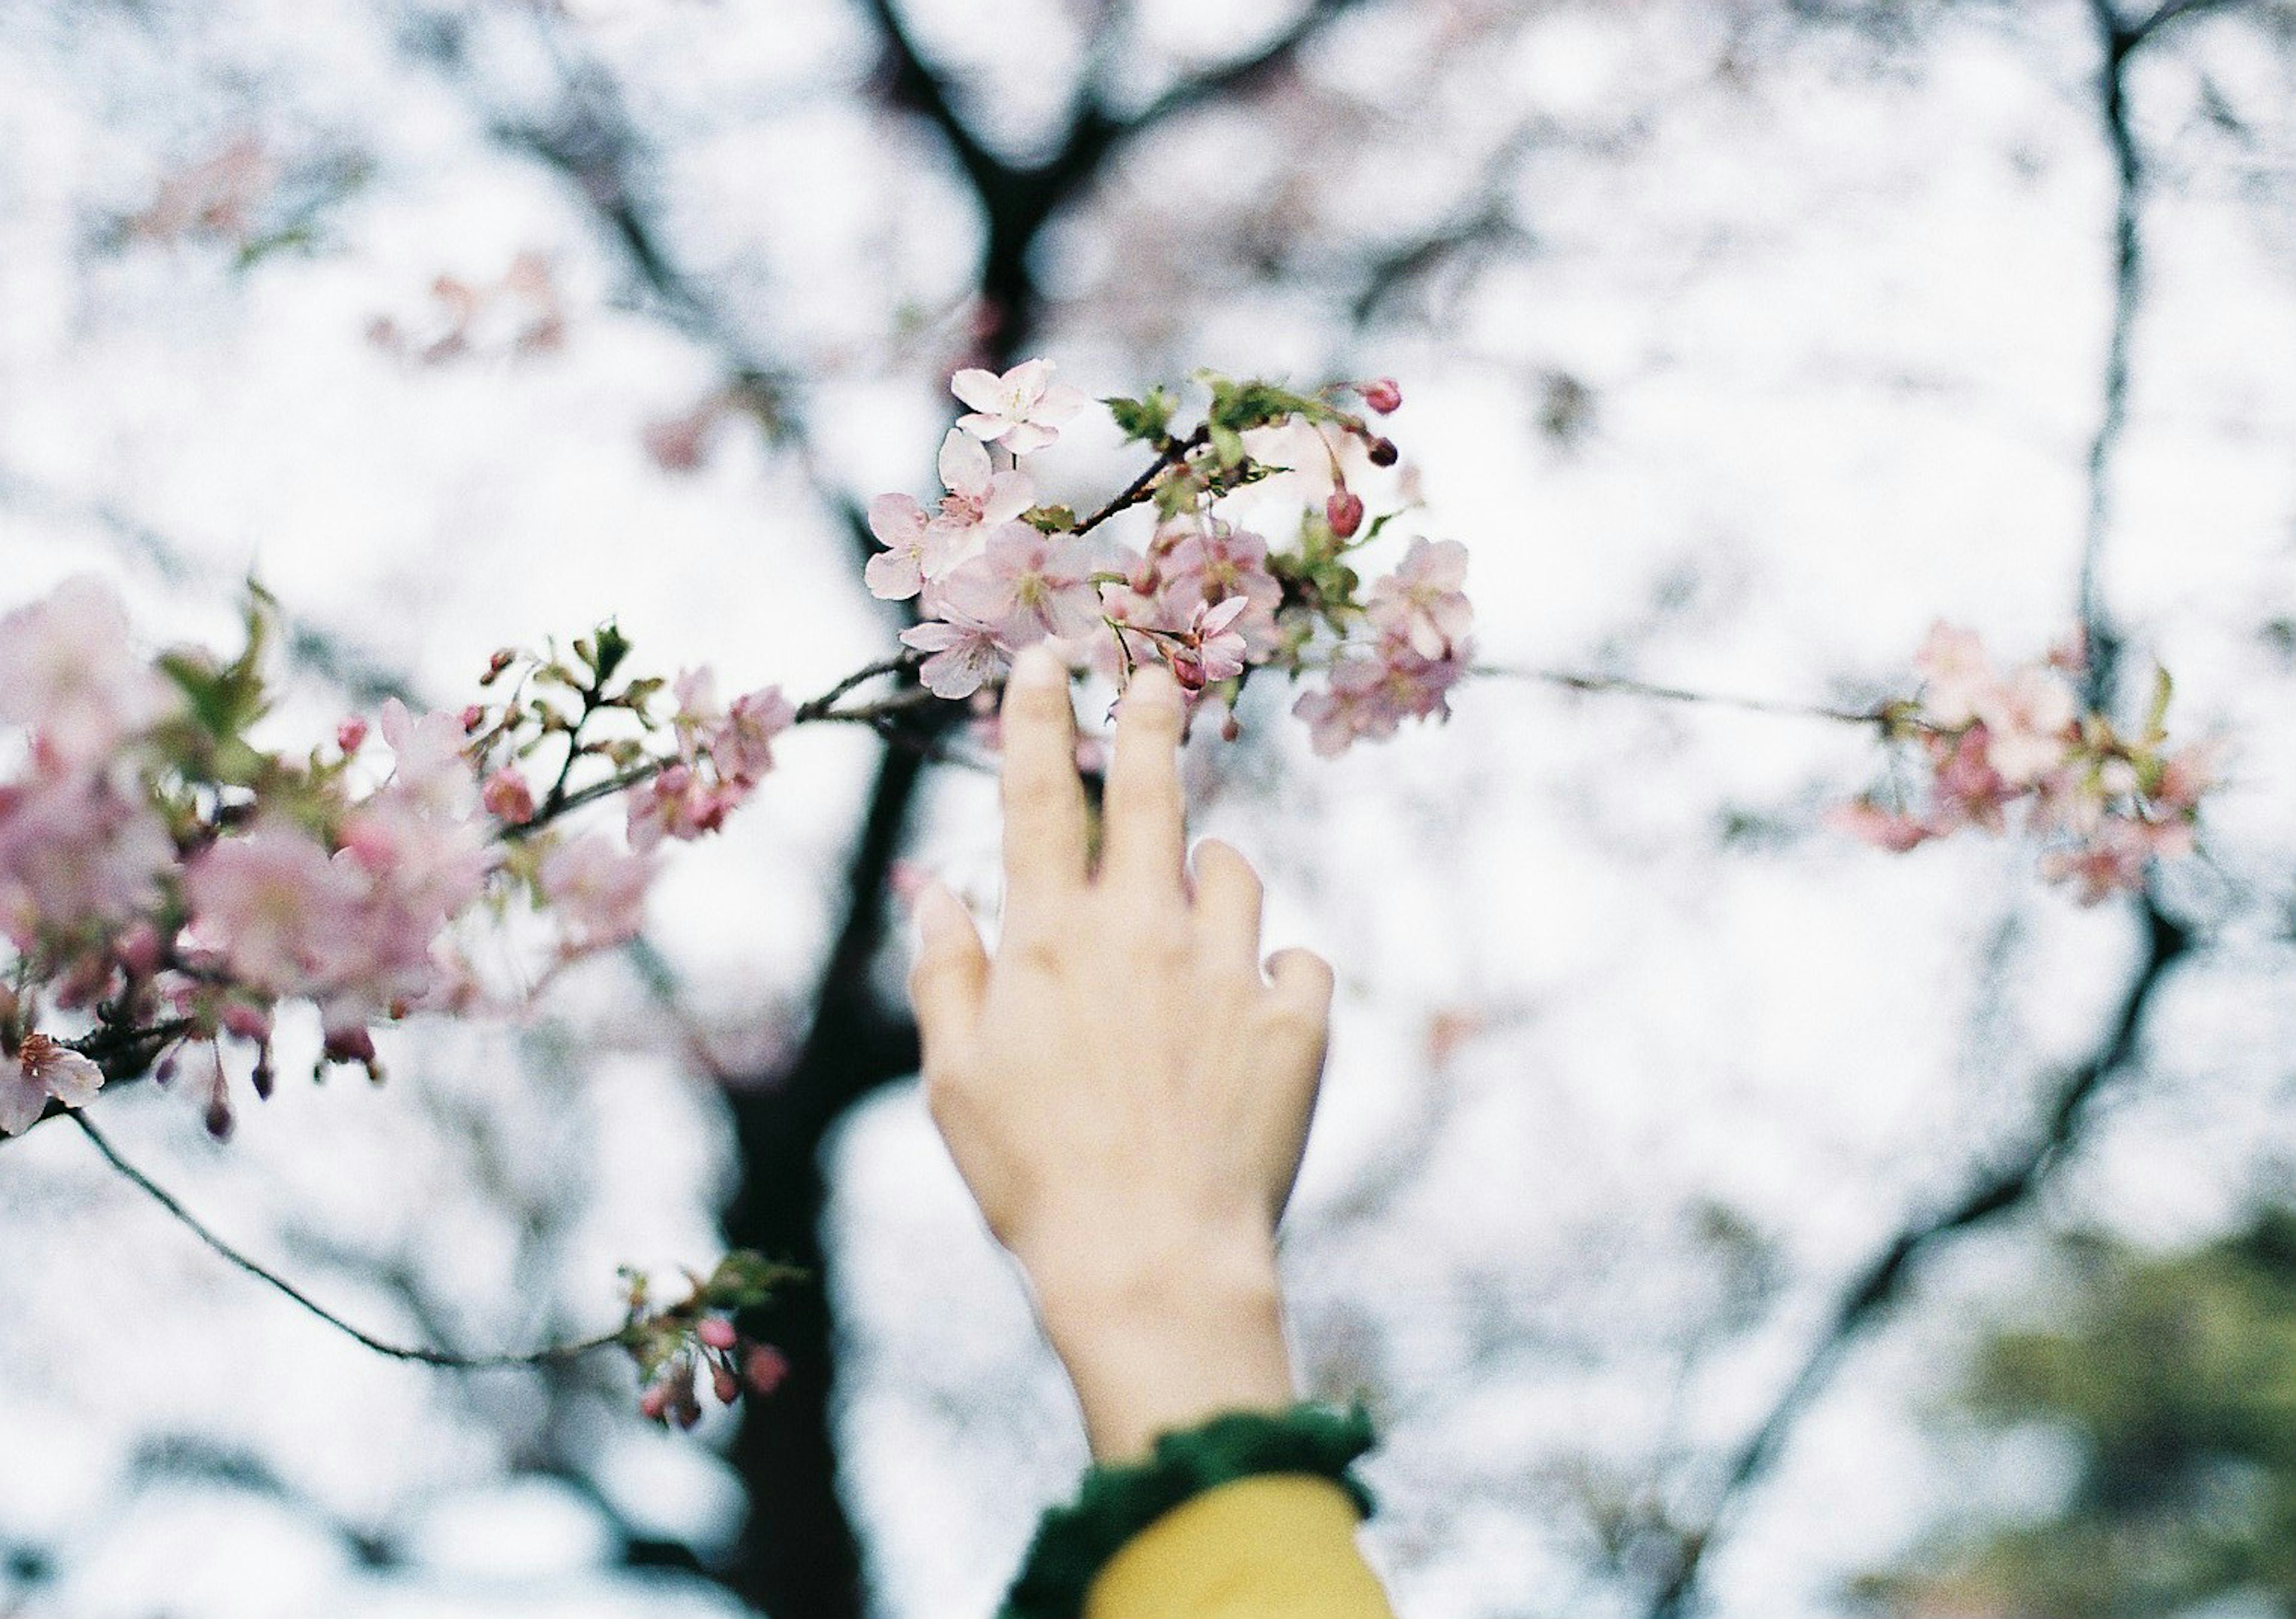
[1260,947,1336,1072]
[1099,662,1187,894]
[909,878,988,1061]
[1189,838,1263,971]
[999,646,1091,917]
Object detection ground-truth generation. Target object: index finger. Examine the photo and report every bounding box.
[998,644,1091,917]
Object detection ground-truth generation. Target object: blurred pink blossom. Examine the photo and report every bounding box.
[1366,537,1473,661]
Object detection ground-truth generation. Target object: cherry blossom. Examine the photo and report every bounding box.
[1,1034,106,1137]
[1366,537,1473,661]
[1971,666,2078,785]
[0,760,175,952]
[1172,597,1250,693]
[950,359,1086,454]
[0,576,176,763]
[1911,621,1995,728]
[944,525,1103,647]
[182,821,369,997]
[929,429,1034,571]
[865,494,934,601]
[899,612,1008,699]
[538,835,655,949]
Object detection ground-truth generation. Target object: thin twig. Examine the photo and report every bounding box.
[71,1111,630,1370]
[1470,664,1897,727]
[1073,427,1212,537]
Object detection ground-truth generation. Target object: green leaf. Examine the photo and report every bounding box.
[1103,387,1176,444]
[2144,664,2174,744]
[704,1250,807,1309]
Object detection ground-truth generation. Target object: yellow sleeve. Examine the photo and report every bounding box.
[1083,1474,1398,1619]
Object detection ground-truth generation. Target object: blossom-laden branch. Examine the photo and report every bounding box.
[71,1110,792,1422]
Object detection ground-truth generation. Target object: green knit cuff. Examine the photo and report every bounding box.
[997,1401,1378,1619]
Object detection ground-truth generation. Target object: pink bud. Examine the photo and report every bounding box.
[322,1024,377,1067]
[115,922,164,979]
[697,1316,737,1351]
[712,1365,740,1406]
[337,716,370,755]
[459,704,486,734]
[638,1383,670,1422]
[1365,436,1400,468]
[1326,489,1365,539]
[219,1003,272,1043]
[482,767,536,826]
[1220,712,1242,743]
[1359,377,1402,414]
[744,1345,789,1397]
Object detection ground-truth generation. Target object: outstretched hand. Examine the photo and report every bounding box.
[908,644,1336,1459]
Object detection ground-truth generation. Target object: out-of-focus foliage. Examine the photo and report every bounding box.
[1859,1209,2296,1617]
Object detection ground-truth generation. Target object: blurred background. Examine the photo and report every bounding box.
[4,1,2295,1615]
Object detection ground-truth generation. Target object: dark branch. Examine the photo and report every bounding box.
[72,1111,632,1370]
[1644,896,2193,1619]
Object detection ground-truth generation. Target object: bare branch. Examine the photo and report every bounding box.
[72,1111,632,1370]
[1644,896,2193,1618]
[1470,662,1901,728]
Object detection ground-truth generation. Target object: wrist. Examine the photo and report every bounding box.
[1023,1225,1294,1463]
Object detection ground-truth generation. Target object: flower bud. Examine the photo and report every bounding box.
[1359,377,1402,414]
[337,716,370,755]
[744,1345,789,1397]
[697,1316,738,1351]
[219,1003,272,1044]
[482,767,536,826]
[1365,436,1400,468]
[115,923,164,979]
[638,1383,670,1422]
[1220,711,1242,743]
[712,1365,741,1406]
[459,704,486,734]
[1326,489,1364,539]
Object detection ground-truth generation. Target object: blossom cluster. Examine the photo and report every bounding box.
[0,581,793,1138]
[1831,624,2215,903]
[864,361,1474,752]
[618,1253,797,1430]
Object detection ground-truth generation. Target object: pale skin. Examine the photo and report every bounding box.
[908,643,1338,1463]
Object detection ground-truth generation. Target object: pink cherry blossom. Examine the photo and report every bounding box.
[538,834,655,948]
[0,576,176,763]
[943,524,1103,647]
[949,359,1087,455]
[377,698,479,819]
[627,762,745,851]
[1365,537,1473,661]
[1924,728,2014,833]
[712,686,796,787]
[1292,641,1465,757]
[1972,667,2077,785]
[2038,818,2155,906]
[1160,523,1283,657]
[1825,799,1934,853]
[1171,597,1250,692]
[899,612,1007,699]
[1911,622,1995,728]
[1,1033,106,1136]
[928,429,1034,573]
[182,821,369,995]
[0,759,175,952]
[865,494,933,601]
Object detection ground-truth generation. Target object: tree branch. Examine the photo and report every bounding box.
[1644,895,2193,1618]
[71,1111,633,1370]
[1470,663,1903,728]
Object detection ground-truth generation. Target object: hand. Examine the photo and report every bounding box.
[907,643,1338,1459]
